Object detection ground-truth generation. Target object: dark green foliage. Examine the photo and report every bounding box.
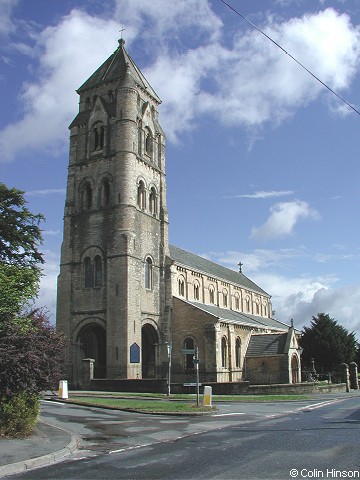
[0,183,44,270]
[300,313,357,373]
[0,183,44,316]
[0,392,40,438]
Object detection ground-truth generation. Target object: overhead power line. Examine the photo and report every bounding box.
[219,0,360,117]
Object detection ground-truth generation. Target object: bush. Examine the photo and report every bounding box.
[0,392,40,438]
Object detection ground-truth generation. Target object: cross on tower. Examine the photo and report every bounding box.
[238,262,243,273]
[119,26,126,40]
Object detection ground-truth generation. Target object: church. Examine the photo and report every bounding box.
[56,37,302,389]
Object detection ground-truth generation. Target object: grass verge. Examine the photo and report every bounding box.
[63,397,216,414]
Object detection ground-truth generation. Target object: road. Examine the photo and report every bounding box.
[7,394,360,480]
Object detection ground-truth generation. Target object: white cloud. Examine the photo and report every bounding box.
[0,0,18,36]
[26,189,66,197]
[1,3,359,160]
[226,190,294,199]
[251,200,320,241]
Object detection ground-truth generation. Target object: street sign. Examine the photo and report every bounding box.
[180,349,195,354]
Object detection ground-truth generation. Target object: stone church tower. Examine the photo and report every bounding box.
[57,38,170,385]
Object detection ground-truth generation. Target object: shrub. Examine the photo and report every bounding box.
[0,392,40,438]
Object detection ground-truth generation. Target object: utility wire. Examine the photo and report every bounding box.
[219,0,360,117]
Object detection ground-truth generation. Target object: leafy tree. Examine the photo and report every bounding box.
[0,183,66,437]
[0,309,66,437]
[0,183,44,317]
[0,183,44,269]
[300,313,357,373]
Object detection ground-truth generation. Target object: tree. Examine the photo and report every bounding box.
[300,313,357,374]
[0,183,44,316]
[0,183,44,269]
[0,309,66,437]
[0,183,66,437]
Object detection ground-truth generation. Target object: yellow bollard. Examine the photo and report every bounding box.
[58,380,68,399]
[203,385,212,407]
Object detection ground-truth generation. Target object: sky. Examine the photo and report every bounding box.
[1,0,360,338]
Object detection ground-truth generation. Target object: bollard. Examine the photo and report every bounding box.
[203,385,212,407]
[58,380,68,399]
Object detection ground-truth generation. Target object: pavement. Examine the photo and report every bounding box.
[1,390,358,478]
[0,419,78,478]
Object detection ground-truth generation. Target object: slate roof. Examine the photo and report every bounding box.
[169,245,268,296]
[246,333,288,356]
[180,299,288,332]
[77,39,161,103]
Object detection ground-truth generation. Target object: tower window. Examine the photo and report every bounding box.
[102,179,111,207]
[137,181,146,210]
[94,256,102,287]
[145,128,153,158]
[145,257,153,290]
[149,187,157,216]
[84,257,93,288]
[83,183,92,210]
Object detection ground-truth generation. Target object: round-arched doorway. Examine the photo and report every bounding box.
[141,324,158,378]
[77,324,106,378]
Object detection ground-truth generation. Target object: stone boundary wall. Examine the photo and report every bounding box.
[89,379,347,395]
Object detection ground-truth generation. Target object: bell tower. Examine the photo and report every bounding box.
[57,38,170,385]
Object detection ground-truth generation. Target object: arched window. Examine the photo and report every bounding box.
[94,256,102,287]
[83,183,92,210]
[93,127,99,150]
[145,128,153,157]
[234,293,240,310]
[245,296,250,312]
[84,257,93,288]
[223,289,228,308]
[99,126,105,149]
[102,179,110,207]
[256,300,260,315]
[194,281,200,301]
[137,181,146,210]
[178,277,185,297]
[235,337,241,368]
[184,337,195,370]
[209,285,215,304]
[221,336,228,368]
[145,257,153,290]
[149,187,157,216]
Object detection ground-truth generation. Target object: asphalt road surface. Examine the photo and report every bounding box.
[7,395,360,480]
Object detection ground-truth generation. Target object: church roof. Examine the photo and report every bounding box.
[77,39,161,103]
[246,333,288,356]
[180,299,288,332]
[169,245,268,296]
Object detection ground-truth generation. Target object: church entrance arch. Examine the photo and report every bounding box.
[77,323,106,378]
[291,354,299,384]
[141,323,158,378]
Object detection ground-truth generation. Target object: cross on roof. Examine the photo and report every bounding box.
[238,262,243,273]
[119,26,126,40]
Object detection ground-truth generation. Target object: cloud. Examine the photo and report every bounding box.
[226,190,294,199]
[26,189,66,196]
[251,200,320,241]
[0,0,18,36]
[1,3,360,160]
